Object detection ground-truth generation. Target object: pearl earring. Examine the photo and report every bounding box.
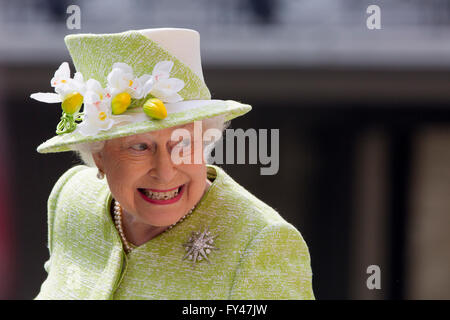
[97,169,105,180]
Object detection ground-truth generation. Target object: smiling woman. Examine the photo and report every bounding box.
[33,28,314,300]
[88,119,224,246]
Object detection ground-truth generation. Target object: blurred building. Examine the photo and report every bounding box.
[0,0,449,299]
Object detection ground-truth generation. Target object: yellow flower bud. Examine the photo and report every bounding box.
[61,92,83,115]
[111,92,131,115]
[143,98,167,120]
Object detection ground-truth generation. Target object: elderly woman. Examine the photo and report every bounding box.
[31,28,314,299]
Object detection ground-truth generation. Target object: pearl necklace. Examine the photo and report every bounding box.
[113,200,196,254]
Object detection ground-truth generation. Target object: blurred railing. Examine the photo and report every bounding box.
[1,0,450,65]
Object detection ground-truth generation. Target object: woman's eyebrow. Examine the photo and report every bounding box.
[123,135,156,144]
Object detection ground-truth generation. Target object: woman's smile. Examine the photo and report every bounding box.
[138,184,186,205]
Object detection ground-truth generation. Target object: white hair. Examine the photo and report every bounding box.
[71,115,230,167]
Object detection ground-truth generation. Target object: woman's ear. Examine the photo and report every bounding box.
[92,152,104,173]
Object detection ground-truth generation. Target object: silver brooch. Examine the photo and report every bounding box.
[182,226,219,267]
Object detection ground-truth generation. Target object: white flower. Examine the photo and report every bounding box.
[30,59,187,135]
[30,62,86,104]
[50,62,70,89]
[149,78,185,103]
[77,91,131,136]
[142,61,185,103]
[107,62,145,99]
[85,79,111,104]
[57,71,85,97]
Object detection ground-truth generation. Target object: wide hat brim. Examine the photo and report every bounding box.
[37,99,251,153]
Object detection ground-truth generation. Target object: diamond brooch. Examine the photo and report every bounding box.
[182,226,219,267]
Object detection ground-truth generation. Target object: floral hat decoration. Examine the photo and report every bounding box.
[32,28,252,153]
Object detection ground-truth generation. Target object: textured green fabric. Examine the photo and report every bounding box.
[65,30,211,101]
[36,30,252,154]
[35,165,314,300]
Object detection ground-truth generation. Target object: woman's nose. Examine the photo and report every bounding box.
[150,146,177,183]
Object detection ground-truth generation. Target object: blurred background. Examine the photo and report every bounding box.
[0,0,449,299]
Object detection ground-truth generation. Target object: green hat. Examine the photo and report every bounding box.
[32,28,251,154]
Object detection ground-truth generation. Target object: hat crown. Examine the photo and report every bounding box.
[139,28,204,83]
[64,28,211,101]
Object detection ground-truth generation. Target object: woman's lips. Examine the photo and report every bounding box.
[147,186,179,192]
[138,184,185,205]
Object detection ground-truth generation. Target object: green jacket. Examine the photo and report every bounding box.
[35,164,315,299]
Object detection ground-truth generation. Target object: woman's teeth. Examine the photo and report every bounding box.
[142,187,181,200]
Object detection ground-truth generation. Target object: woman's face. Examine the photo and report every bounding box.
[93,122,208,227]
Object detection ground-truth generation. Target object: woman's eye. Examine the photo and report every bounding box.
[130,143,149,151]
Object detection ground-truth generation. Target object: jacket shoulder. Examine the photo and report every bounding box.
[229,222,315,299]
[39,165,121,300]
[209,166,314,299]
[47,165,94,252]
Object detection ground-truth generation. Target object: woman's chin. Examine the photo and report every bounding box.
[135,206,181,226]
